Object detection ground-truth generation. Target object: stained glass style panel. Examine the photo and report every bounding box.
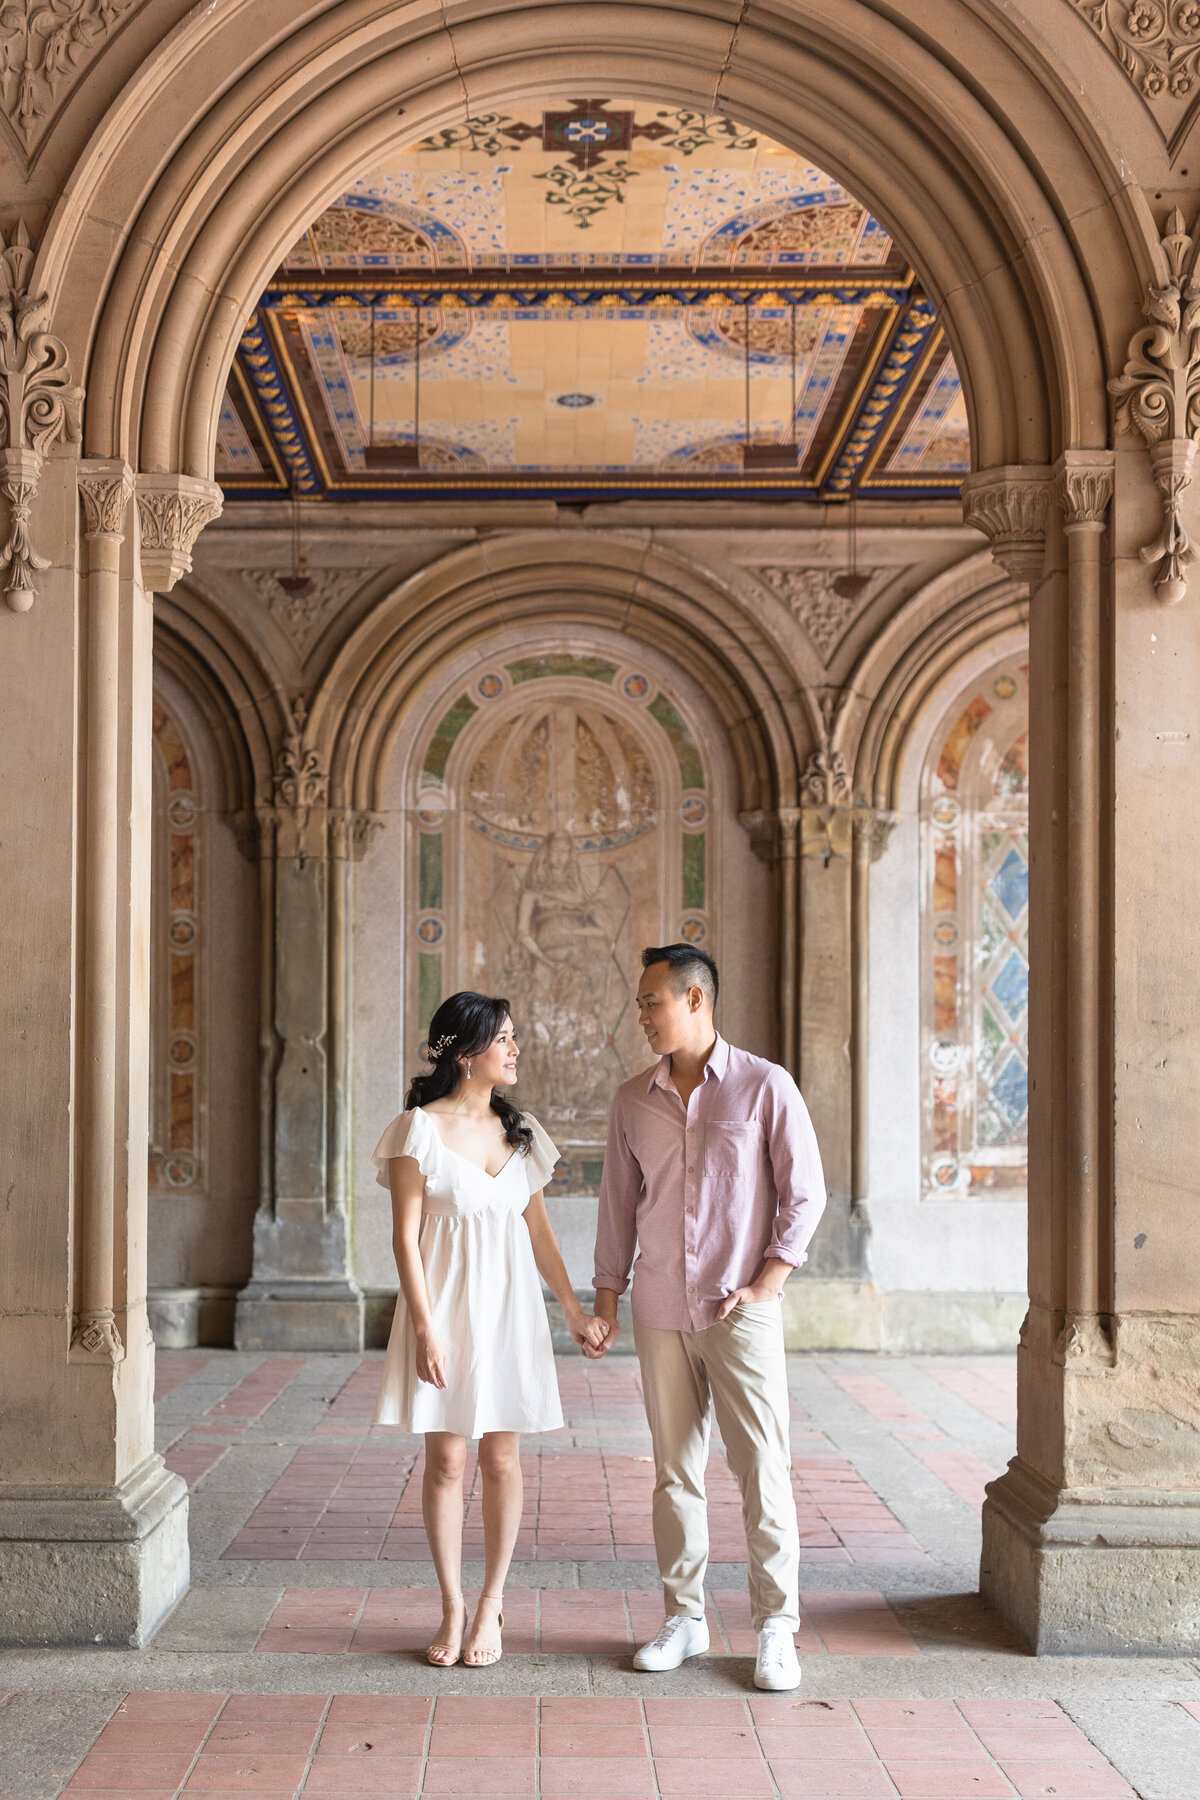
[921,658,1029,1198]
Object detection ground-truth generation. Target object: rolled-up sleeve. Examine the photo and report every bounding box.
[763,1068,827,1267]
[594,1092,643,1294]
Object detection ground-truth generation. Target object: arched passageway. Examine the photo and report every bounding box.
[1,0,1197,1667]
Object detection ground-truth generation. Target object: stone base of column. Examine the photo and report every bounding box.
[235,1278,364,1351]
[981,1458,1200,1653]
[0,1457,189,1647]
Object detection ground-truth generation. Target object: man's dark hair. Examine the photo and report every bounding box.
[641,943,719,1008]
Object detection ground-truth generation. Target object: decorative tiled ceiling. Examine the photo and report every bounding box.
[218,99,969,501]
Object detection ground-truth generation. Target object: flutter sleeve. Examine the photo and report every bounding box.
[522,1114,561,1195]
[371,1109,426,1189]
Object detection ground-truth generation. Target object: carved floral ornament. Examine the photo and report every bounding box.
[0,219,82,612]
[273,695,329,828]
[0,0,136,160]
[1109,208,1200,602]
[1072,0,1200,112]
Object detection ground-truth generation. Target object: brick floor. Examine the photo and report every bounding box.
[220,1442,925,1565]
[57,1694,1141,1799]
[253,1586,918,1657]
[8,1352,1195,1799]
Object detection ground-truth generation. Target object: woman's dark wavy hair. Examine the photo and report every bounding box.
[405,991,533,1155]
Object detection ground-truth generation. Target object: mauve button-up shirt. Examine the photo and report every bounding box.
[594,1034,827,1332]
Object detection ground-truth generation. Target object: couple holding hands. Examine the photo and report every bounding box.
[372,942,827,1687]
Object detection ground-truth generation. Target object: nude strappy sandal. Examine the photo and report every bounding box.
[462,1593,504,1667]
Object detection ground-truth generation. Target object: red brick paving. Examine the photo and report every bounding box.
[254,1585,919,1656]
[154,1351,213,1401]
[922,1365,1018,1428]
[221,1443,924,1564]
[903,1443,998,1512]
[60,1695,1139,1798]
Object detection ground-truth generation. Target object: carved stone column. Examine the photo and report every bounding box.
[234,702,367,1351]
[975,445,1200,1651]
[0,456,188,1646]
[746,750,875,1320]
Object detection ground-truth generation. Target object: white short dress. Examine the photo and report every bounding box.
[371,1106,565,1438]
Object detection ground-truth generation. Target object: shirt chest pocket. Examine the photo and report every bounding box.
[704,1120,759,1183]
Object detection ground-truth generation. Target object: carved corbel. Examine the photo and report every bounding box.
[961,466,1052,588]
[1109,210,1200,603]
[0,221,83,612]
[135,473,223,593]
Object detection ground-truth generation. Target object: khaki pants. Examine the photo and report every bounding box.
[634,1301,799,1632]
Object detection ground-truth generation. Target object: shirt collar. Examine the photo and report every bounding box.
[651,1032,729,1089]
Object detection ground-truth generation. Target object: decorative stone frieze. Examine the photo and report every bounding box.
[960,466,1052,587]
[0,221,83,611]
[1109,210,1200,602]
[1054,449,1115,531]
[135,474,223,593]
[751,565,883,662]
[0,0,139,160]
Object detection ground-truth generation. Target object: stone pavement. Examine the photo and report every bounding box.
[2,1350,1199,1798]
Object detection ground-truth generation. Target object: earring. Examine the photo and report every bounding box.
[465,1060,472,1080]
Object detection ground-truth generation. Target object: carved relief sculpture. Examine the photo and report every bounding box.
[0,0,137,160]
[1109,208,1200,602]
[752,565,883,662]
[273,695,329,829]
[0,220,82,611]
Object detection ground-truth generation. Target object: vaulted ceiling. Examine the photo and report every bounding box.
[217,97,969,502]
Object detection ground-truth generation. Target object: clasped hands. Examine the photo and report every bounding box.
[415,1307,612,1386]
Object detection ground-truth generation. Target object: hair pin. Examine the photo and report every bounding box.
[428,1032,457,1060]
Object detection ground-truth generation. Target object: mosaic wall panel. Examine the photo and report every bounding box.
[920,660,1029,1199]
[149,703,202,1194]
[407,654,711,1194]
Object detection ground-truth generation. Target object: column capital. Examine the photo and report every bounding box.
[134,473,222,593]
[961,464,1053,587]
[78,459,134,541]
[1053,449,1115,533]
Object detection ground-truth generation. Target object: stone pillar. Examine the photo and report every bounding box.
[970,428,1200,1649]
[745,766,874,1296]
[233,704,366,1351]
[0,453,190,1646]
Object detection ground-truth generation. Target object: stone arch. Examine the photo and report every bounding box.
[37,0,1139,488]
[849,554,1029,813]
[311,535,813,821]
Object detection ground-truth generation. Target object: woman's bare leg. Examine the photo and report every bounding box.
[463,1431,522,1666]
[423,1431,468,1663]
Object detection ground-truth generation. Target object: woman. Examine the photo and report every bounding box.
[372,990,608,1668]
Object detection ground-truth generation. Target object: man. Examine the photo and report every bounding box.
[590,944,826,1690]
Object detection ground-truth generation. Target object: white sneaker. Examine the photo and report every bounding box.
[754,1626,801,1690]
[632,1614,710,1670]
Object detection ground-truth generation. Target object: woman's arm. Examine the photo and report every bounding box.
[388,1154,446,1388]
[523,1188,609,1352]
